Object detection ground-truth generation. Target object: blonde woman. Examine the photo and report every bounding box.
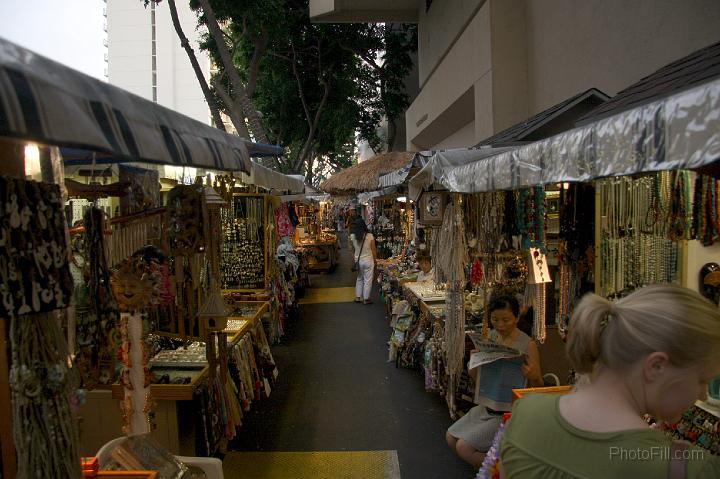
[501,284,720,477]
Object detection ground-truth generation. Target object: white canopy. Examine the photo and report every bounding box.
[241,162,306,194]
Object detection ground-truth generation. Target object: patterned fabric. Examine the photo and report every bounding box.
[275,204,294,237]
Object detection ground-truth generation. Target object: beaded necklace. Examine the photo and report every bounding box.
[598,173,681,298]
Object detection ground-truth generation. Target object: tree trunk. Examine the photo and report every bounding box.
[198,0,269,144]
[166,0,226,131]
[212,78,251,139]
[387,117,397,152]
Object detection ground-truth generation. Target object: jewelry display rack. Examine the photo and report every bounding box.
[79,301,271,457]
[111,301,269,401]
[221,193,271,292]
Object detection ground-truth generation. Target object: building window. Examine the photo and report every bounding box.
[151,1,157,102]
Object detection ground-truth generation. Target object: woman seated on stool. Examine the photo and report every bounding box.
[446,295,543,469]
[416,254,434,282]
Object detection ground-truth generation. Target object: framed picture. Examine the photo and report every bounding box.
[417,191,447,226]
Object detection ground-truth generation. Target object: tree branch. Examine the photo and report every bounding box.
[290,43,313,131]
[212,76,251,138]
[198,0,268,143]
[166,0,226,131]
[295,76,331,173]
[339,43,384,73]
[246,29,268,97]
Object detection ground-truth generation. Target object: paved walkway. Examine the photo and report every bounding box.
[228,245,475,478]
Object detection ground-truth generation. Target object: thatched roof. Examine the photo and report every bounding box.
[320,151,415,194]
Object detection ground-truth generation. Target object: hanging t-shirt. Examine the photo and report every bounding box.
[275,204,294,238]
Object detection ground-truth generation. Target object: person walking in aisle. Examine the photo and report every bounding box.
[350,218,377,304]
[501,284,720,477]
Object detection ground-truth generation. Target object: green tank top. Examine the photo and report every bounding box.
[501,394,720,478]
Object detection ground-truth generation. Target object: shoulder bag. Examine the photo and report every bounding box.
[351,233,366,272]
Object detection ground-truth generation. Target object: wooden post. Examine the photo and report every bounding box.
[0,137,23,478]
[125,313,151,436]
[0,318,18,478]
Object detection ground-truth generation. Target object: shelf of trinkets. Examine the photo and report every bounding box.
[404,281,446,302]
[224,300,270,320]
[112,325,257,401]
[660,401,720,455]
[149,347,208,368]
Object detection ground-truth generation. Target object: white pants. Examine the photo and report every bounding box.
[355,258,374,300]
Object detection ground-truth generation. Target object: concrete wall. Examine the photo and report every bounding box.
[417,0,485,85]
[433,121,475,150]
[405,0,720,151]
[108,0,211,124]
[155,3,211,124]
[407,0,531,150]
[407,4,490,149]
[525,0,720,113]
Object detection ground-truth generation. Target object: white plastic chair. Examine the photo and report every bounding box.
[543,373,561,387]
[176,455,223,479]
[96,437,224,479]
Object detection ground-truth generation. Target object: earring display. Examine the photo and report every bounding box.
[661,404,720,455]
[0,176,73,317]
[167,185,205,256]
[221,195,266,290]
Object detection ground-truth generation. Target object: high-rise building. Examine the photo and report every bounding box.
[107,0,211,125]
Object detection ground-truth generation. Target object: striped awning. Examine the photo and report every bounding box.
[0,37,267,173]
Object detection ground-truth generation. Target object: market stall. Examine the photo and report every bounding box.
[406,75,720,464]
[0,36,294,477]
[293,201,339,272]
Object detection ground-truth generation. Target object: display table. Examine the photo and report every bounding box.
[403,282,446,302]
[295,237,338,273]
[76,302,274,458]
[111,302,268,401]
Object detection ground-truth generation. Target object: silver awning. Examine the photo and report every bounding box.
[409,77,720,199]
